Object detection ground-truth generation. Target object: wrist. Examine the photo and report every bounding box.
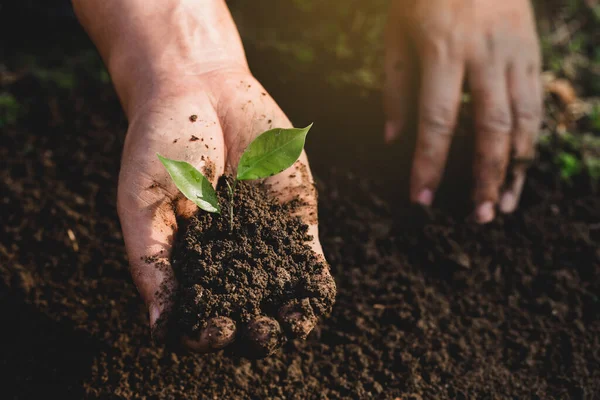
[73,0,248,117]
[108,51,249,119]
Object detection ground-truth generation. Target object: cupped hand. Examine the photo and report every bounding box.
[384,0,542,222]
[117,68,334,352]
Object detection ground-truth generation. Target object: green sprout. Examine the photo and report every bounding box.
[157,154,221,214]
[158,124,312,230]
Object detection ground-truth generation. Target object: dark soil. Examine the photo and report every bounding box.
[2,71,599,399]
[1,12,600,400]
[173,178,334,355]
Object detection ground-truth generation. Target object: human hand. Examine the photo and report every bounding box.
[73,0,334,352]
[384,0,542,222]
[117,68,334,351]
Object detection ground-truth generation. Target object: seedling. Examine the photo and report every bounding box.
[158,124,312,230]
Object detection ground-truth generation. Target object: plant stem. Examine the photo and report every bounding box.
[225,178,237,232]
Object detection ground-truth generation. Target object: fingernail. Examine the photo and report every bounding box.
[245,317,283,358]
[184,316,237,353]
[280,299,317,340]
[384,120,401,143]
[149,303,161,327]
[476,201,495,224]
[499,192,517,214]
[416,189,434,206]
[204,317,237,349]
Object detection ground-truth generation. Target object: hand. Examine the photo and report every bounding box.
[74,0,334,353]
[117,68,335,351]
[384,0,542,222]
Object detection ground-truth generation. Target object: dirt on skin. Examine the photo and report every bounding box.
[172,177,334,357]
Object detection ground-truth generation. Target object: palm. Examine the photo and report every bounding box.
[117,71,333,352]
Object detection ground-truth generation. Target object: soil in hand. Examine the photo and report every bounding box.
[172,177,335,357]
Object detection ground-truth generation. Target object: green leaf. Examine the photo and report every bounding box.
[236,124,312,181]
[157,154,220,213]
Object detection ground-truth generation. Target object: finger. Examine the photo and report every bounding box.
[279,299,317,340]
[467,42,513,223]
[383,0,418,143]
[267,154,335,340]
[500,59,542,214]
[410,39,465,206]
[266,151,336,338]
[244,316,284,358]
[182,316,237,352]
[278,262,336,339]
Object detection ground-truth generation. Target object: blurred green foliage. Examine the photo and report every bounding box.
[0,93,21,127]
[32,69,76,90]
[550,132,600,186]
[231,0,387,90]
[556,152,582,180]
[534,0,600,95]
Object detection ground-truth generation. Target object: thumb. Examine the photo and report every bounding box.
[117,177,179,343]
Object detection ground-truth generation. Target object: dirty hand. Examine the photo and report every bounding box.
[119,71,334,352]
[73,0,334,351]
[384,0,542,222]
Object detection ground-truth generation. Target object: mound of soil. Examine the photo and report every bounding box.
[172,178,334,356]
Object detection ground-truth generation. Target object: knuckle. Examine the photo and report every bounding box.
[128,265,156,301]
[513,139,536,159]
[514,102,542,132]
[419,36,453,61]
[514,105,536,124]
[477,106,512,134]
[420,103,456,138]
[129,264,147,282]
[448,30,466,56]
[417,25,463,62]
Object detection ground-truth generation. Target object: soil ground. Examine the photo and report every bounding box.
[1,6,600,400]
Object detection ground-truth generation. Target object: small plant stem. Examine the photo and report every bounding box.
[225,179,237,232]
